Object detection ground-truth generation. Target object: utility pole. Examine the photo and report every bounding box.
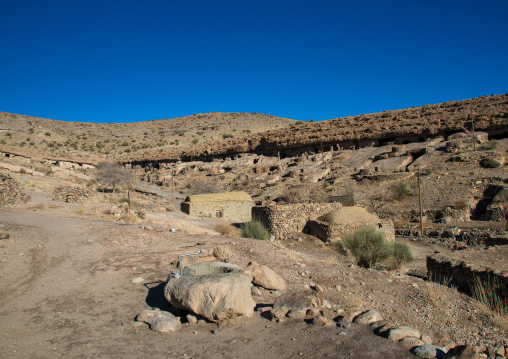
[470,107,476,152]
[418,169,423,237]
[171,164,175,201]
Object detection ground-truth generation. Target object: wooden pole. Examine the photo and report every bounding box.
[471,109,476,152]
[418,169,423,237]
[171,165,174,201]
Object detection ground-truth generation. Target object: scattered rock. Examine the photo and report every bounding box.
[245,261,286,291]
[312,316,333,326]
[164,262,255,323]
[131,277,144,284]
[186,314,198,325]
[387,326,421,341]
[411,344,446,358]
[352,310,382,325]
[399,337,424,350]
[136,310,181,333]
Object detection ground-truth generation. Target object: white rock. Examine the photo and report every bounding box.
[131,277,144,284]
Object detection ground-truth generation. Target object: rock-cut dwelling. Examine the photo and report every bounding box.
[181,191,253,222]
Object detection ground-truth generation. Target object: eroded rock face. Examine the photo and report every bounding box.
[164,262,255,323]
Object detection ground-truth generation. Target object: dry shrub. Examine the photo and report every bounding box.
[215,222,239,237]
[425,275,455,321]
[470,275,508,331]
[454,199,468,210]
[212,245,233,261]
[185,175,224,195]
[280,183,328,204]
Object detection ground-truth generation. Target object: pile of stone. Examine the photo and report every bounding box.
[0,175,30,207]
[53,186,94,203]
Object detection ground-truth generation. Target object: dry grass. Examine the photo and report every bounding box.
[215,222,239,237]
[425,276,455,321]
[470,276,508,332]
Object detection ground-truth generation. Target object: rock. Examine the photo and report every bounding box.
[0,232,9,239]
[306,308,321,317]
[352,310,382,325]
[251,285,262,297]
[269,307,290,322]
[439,338,456,352]
[186,314,198,324]
[495,346,505,356]
[411,344,446,358]
[312,316,333,326]
[421,335,433,345]
[164,262,255,323]
[131,277,144,284]
[399,337,424,350]
[136,310,181,333]
[287,309,307,320]
[451,345,481,359]
[245,261,286,291]
[387,326,421,341]
[272,285,324,314]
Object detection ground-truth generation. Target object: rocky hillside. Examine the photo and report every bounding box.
[0,112,295,164]
[119,94,508,163]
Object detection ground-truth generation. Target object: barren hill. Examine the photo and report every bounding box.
[0,112,295,163]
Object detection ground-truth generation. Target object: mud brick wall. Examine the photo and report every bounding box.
[53,186,94,203]
[0,176,30,207]
[306,220,395,243]
[252,203,342,240]
[427,254,508,300]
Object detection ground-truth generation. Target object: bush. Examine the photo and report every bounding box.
[223,133,234,139]
[454,199,469,210]
[215,222,239,237]
[118,197,129,204]
[390,242,414,270]
[389,182,412,200]
[241,220,270,241]
[481,158,501,168]
[339,226,391,268]
[86,179,97,187]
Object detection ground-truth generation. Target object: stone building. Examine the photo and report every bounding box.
[306,206,395,242]
[181,191,253,222]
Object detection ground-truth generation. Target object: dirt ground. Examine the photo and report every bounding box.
[0,190,506,358]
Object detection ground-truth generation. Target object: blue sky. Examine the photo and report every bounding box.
[1,0,507,123]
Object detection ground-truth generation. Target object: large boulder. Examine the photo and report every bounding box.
[245,261,286,291]
[164,262,255,323]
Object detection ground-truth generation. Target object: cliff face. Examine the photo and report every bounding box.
[119,94,508,164]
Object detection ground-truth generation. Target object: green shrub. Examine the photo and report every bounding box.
[118,197,129,204]
[390,182,412,200]
[86,179,97,187]
[339,226,391,268]
[223,133,234,139]
[481,159,501,168]
[241,220,270,241]
[390,242,414,270]
[44,132,51,136]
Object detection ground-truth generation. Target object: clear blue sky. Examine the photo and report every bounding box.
[1,0,507,123]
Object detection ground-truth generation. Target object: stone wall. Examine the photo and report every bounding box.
[252,203,343,240]
[0,175,30,207]
[427,254,508,301]
[182,201,253,223]
[53,186,94,203]
[306,219,395,243]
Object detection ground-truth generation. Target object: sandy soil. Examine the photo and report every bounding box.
[1,190,506,359]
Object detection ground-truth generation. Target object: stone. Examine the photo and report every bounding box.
[453,345,480,359]
[186,314,198,324]
[0,232,9,239]
[131,277,144,284]
[164,262,255,323]
[411,344,446,358]
[245,261,286,291]
[136,310,181,333]
[270,307,290,322]
[399,337,424,350]
[251,285,262,297]
[352,310,382,325]
[421,335,433,345]
[312,316,333,326]
[387,326,421,341]
[439,338,456,352]
[495,346,505,356]
[287,309,307,320]
[272,285,324,314]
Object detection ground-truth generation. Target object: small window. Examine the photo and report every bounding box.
[215,209,223,218]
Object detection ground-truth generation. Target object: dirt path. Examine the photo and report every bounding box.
[0,195,417,358]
